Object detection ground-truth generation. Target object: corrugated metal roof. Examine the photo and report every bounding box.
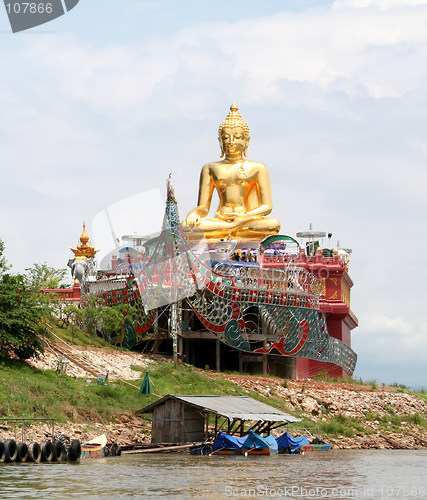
[137,395,301,423]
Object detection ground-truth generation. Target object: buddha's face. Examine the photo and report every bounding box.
[219,126,248,158]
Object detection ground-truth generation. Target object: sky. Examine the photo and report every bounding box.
[1,0,426,389]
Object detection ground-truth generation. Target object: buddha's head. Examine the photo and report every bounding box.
[218,103,250,158]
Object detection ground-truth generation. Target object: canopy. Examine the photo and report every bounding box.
[139,372,152,395]
[261,234,300,248]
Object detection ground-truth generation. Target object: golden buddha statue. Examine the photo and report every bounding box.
[183,103,281,241]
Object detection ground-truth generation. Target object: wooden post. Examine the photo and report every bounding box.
[216,339,221,371]
[205,413,209,440]
[263,354,268,375]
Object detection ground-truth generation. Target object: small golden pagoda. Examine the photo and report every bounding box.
[71,223,99,260]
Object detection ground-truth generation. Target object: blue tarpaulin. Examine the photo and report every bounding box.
[276,432,310,452]
[212,430,278,453]
[210,259,259,269]
[212,432,247,451]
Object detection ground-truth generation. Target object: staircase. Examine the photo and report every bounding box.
[51,342,104,378]
[149,331,168,354]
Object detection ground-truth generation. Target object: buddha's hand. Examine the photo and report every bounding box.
[216,212,255,229]
[216,211,235,222]
[186,211,201,228]
[217,212,254,224]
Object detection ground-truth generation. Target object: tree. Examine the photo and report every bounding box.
[25,263,68,290]
[0,252,48,359]
[64,296,135,345]
[0,240,10,276]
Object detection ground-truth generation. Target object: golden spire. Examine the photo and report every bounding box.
[80,223,90,245]
[71,222,99,260]
[218,103,250,142]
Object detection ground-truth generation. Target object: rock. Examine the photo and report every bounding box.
[301,397,321,415]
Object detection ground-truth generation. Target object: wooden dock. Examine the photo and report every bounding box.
[121,442,204,454]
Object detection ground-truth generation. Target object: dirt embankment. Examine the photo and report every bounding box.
[6,347,426,449]
[26,343,156,381]
[1,345,157,447]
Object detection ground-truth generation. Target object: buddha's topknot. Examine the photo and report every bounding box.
[218,103,250,141]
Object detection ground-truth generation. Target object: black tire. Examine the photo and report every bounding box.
[0,442,5,463]
[41,440,55,462]
[4,439,18,462]
[68,439,81,462]
[16,442,28,462]
[27,442,41,463]
[110,443,122,456]
[53,440,65,462]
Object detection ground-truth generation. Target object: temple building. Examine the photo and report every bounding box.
[82,104,358,380]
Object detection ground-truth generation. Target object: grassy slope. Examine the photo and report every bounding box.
[3,359,427,438]
[1,360,289,422]
[44,320,119,349]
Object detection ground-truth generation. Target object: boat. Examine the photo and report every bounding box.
[81,434,108,459]
[210,430,278,456]
[300,442,331,452]
[80,434,122,459]
[276,432,331,453]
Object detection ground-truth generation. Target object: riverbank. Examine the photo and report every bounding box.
[210,374,427,449]
[2,344,426,449]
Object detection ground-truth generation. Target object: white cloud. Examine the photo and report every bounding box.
[5,1,427,119]
[362,315,412,336]
[334,0,427,9]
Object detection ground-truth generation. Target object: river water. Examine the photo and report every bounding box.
[0,450,426,499]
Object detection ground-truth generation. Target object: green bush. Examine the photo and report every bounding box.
[320,415,365,437]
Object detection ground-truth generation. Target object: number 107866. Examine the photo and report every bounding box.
[6,3,53,14]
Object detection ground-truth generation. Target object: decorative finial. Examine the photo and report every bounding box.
[80,222,90,245]
[167,173,177,203]
[71,222,99,260]
[230,102,239,112]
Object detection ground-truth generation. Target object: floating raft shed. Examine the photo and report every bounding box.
[136,395,301,444]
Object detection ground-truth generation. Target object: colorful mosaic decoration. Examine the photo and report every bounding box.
[131,178,357,376]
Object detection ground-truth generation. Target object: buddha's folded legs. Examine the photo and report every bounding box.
[182,216,280,241]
